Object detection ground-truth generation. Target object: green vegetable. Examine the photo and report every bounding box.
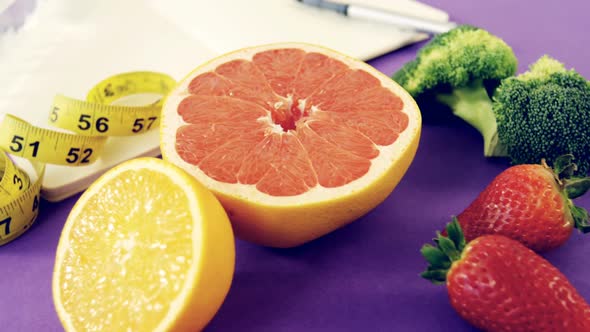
[394,25,590,175]
[393,25,517,157]
[494,56,590,174]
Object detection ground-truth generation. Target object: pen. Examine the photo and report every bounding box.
[297,0,457,35]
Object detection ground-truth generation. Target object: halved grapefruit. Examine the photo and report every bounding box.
[160,43,421,248]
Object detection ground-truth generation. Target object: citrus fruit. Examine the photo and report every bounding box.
[52,157,234,332]
[160,43,421,248]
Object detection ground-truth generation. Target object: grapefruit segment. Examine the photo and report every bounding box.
[161,43,422,247]
[235,133,318,196]
[251,133,318,196]
[252,48,306,97]
[175,95,267,166]
[198,131,266,184]
[236,133,283,185]
[213,59,277,108]
[188,72,232,96]
[305,69,380,112]
[316,85,405,113]
[298,125,371,188]
[315,110,408,146]
[306,119,379,159]
[291,52,349,99]
[177,95,267,125]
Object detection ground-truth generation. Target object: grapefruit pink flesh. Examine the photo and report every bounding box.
[175,48,408,197]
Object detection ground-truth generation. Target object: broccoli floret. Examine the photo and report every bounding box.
[394,26,590,175]
[494,56,590,174]
[393,25,518,157]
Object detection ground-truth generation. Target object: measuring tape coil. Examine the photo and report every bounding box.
[0,71,176,245]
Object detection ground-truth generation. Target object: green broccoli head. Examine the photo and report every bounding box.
[393,25,518,98]
[494,56,590,174]
[393,25,518,157]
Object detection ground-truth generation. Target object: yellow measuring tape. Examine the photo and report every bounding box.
[0,71,176,245]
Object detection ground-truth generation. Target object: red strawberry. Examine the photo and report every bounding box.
[455,155,590,251]
[422,219,590,331]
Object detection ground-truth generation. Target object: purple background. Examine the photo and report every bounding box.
[2,0,590,331]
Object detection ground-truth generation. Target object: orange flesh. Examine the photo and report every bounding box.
[58,169,194,330]
[176,48,408,196]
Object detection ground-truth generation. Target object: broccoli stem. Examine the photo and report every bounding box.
[436,79,508,157]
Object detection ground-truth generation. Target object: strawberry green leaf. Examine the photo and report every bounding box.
[446,217,466,251]
[553,154,576,177]
[420,268,447,285]
[420,244,451,269]
[564,177,590,199]
[436,232,462,262]
[571,205,590,234]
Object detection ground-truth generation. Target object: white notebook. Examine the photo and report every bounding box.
[0,0,448,201]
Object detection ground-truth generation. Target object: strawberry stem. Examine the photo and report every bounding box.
[420,218,466,284]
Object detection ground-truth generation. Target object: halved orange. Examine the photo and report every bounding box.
[52,157,234,331]
[160,43,421,247]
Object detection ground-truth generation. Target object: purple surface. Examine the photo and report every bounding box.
[0,0,35,31]
[2,0,590,331]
